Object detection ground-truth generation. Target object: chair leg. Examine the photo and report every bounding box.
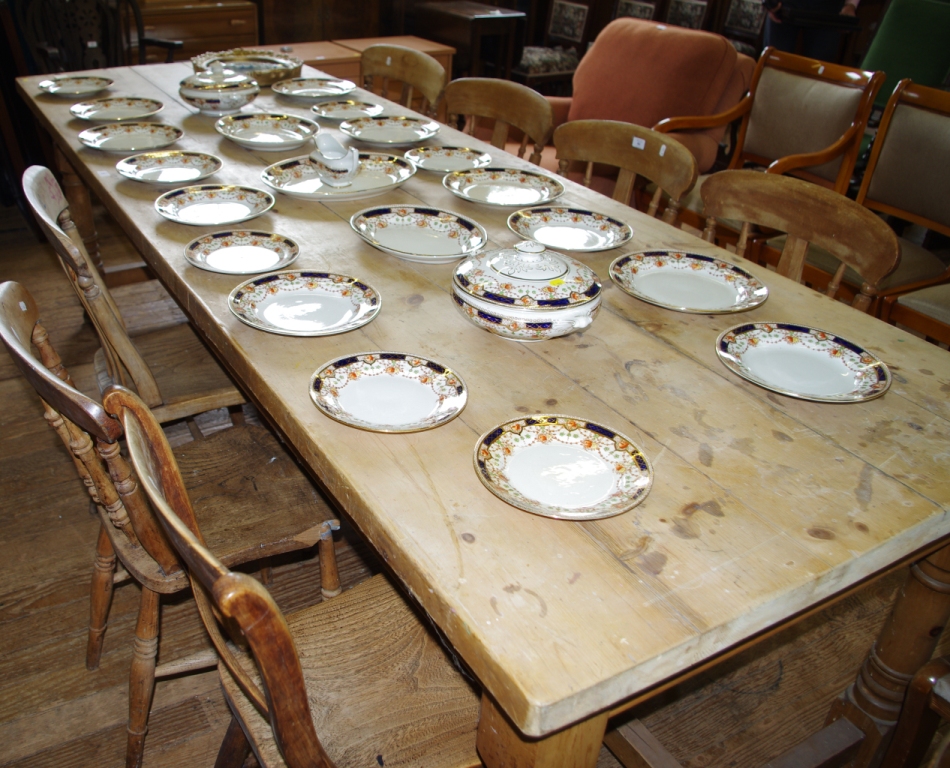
[215,716,252,768]
[86,524,116,670]
[127,587,160,768]
[319,520,342,599]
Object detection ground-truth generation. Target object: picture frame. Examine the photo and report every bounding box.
[548,0,590,43]
[723,0,767,36]
[665,0,708,29]
[616,0,656,20]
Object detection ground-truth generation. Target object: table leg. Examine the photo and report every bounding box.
[54,144,104,275]
[827,542,950,766]
[476,693,607,768]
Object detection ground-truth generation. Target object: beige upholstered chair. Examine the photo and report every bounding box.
[655,48,885,236]
[443,77,554,166]
[360,44,446,117]
[553,120,698,222]
[106,384,482,768]
[881,285,950,347]
[700,170,900,313]
[795,80,950,313]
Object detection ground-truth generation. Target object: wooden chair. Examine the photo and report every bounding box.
[553,120,698,223]
[0,280,343,768]
[23,165,246,424]
[877,656,950,768]
[104,383,482,768]
[443,77,554,166]
[700,170,900,313]
[792,80,950,313]
[360,43,446,118]
[880,284,950,347]
[654,48,885,239]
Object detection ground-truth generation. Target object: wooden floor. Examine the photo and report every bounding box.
[0,202,942,767]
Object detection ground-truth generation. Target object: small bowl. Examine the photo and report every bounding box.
[452,241,602,342]
[179,63,259,116]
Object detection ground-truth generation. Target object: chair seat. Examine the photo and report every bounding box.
[897,283,950,326]
[767,234,949,291]
[93,321,244,422]
[110,422,337,593]
[112,279,189,336]
[220,573,481,768]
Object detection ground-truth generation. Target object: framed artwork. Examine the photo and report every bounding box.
[666,0,708,28]
[616,0,656,19]
[723,0,767,36]
[548,0,589,43]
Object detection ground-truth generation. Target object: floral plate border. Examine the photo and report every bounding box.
[507,207,633,252]
[350,206,488,264]
[154,184,275,226]
[443,168,565,207]
[184,230,299,274]
[116,151,222,184]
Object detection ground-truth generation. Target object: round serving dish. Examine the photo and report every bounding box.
[179,63,259,116]
[452,241,602,342]
[191,49,302,86]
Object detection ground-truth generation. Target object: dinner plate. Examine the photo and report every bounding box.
[404,146,492,173]
[310,100,384,120]
[272,77,356,99]
[350,206,488,264]
[261,153,416,201]
[444,168,565,207]
[610,251,769,313]
[474,415,653,520]
[339,116,440,146]
[716,322,891,402]
[38,75,113,96]
[70,97,164,121]
[184,230,298,274]
[229,271,380,336]
[155,185,275,226]
[116,151,222,184]
[78,123,182,152]
[214,113,319,151]
[508,207,633,252]
[310,352,467,433]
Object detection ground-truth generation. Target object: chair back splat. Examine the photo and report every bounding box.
[360,44,446,118]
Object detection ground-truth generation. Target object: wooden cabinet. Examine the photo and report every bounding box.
[137,1,259,63]
[258,0,380,46]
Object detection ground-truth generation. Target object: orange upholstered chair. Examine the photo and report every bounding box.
[528,18,755,181]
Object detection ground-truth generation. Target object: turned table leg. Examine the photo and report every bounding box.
[54,145,104,274]
[476,692,607,768]
[827,543,950,766]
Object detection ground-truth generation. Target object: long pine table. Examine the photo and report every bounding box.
[17,62,950,767]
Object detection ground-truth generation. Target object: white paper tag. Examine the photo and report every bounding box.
[97,170,110,177]
[386,56,392,66]
[659,144,667,156]
[632,137,646,150]
[18,301,27,311]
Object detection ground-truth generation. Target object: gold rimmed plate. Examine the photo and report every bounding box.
[70,97,164,121]
[155,184,274,226]
[273,76,357,99]
[311,100,384,120]
[78,123,182,152]
[261,153,415,201]
[116,151,222,184]
[508,207,633,252]
[444,168,564,207]
[38,75,113,96]
[215,113,319,151]
[310,352,467,433]
[339,116,440,146]
[404,146,492,173]
[184,230,298,274]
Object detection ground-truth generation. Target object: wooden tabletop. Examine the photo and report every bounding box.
[16,63,950,757]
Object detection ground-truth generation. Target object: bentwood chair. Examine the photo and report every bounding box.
[655,48,885,239]
[105,384,482,768]
[0,280,343,768]
[796,80,950,312]
[553,120,698,223]
[23,166,245,425]
[360,44,446,118]
[700,170,900,313]
[443,77,554,166]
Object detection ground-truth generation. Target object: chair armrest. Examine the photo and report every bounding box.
[875,269,950,301]
[766,122,860,176]
[141,37,184,64]
[546,96,572,132]
[653,95,753,133]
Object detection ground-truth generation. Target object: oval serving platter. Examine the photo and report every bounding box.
[474,415,653,520]
[155,185,274,226]
[261,153,415,201]
[508,207,632,252]
[339,116,439,146]
[350,206,488,264]
[610,250,769,314]
[78,123,182,152]
[444,168,564,207]
[404,146,493,173]
[716,322,891,403]
[116,151,222,184]
[184,230,298,274]
[229,271,380,336]
[310,352,467,433]
[215,113,319,151]
[70,97,164,121]
[38,75,113,96]
[272,77,356,99]
[311,100,384,121]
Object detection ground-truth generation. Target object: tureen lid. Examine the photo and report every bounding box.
[453,241,601,309]
[181,62,258,91]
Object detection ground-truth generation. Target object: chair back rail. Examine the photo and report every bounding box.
[361,44,446,117]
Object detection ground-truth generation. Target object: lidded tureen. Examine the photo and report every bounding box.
[452,241,602,342]
[179,62,259,116]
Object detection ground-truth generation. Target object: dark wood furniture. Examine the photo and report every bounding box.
[135,0,257,62]
[257,0,379,47]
